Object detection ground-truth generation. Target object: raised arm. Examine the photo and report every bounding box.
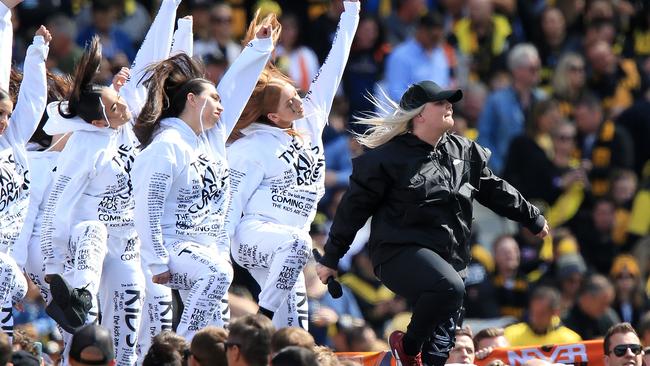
[170,16,193,56]
[7,27,50,146]
[120,0,182,117]
[41,138,95,275]
[0,2,12,91]
[207,34,274,145]
[303,0,360,130]
[133,144,176,277]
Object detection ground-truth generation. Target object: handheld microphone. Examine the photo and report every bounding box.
[312,249,343,299]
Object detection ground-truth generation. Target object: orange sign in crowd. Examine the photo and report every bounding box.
[336,340,605,366]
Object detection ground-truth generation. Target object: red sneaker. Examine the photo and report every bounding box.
[389,331,423,366]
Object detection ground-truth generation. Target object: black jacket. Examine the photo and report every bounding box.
[321,132,545,272]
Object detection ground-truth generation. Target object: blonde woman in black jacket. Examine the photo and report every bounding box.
[316,81,550,366]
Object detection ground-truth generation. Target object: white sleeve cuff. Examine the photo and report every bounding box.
[46,263,65,276]
[149,264,169,276]
[251,36,274,52]
[343,1,361,13]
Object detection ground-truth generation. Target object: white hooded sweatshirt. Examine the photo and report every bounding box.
[0,34,49,255]
[41,0,184,275]
[133,36,274,276]
[13,14,193,270]
[225,1,360,235]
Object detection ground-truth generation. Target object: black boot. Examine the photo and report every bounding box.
[45,274,92,333]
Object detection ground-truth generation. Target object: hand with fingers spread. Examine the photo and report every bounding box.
[35,25,52,44]
[112,67,131,92]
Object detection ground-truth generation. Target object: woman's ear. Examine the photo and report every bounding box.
[91,119,107,128]
[186,92,197,107]
[267,112,279,124]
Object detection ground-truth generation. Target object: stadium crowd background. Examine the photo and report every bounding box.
[5,0,650,364]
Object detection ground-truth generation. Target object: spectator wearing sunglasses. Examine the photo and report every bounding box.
[194,2,242,67]
[603,323,644,366]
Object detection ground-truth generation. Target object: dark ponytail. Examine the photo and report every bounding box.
[60,36,105,123]
[134,53,211,147]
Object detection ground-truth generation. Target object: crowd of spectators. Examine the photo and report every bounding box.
[5,0,650,363]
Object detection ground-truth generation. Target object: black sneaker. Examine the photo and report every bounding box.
[46,274,93,332]
[45,301,78,334]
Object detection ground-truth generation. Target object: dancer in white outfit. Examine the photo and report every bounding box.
[0,1,50,336]
[137,15,194,362]
[40,1,184,363]
[132,16,277,340]
[225,0,359,330]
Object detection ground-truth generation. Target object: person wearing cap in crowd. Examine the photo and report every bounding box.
[609,255,646,328]
[554,253,587,316]
[316,80,549,366]
[69,324,115,366]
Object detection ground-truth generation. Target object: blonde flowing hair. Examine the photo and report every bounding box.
[353,89,424,148]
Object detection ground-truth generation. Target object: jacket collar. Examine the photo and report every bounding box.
[400,131,450,149]
[160,117,202,145]
[44,101,115,136]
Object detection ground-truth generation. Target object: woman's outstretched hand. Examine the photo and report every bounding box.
[35,25,52,44]
[256,25,271,39]
[112,67,130,92]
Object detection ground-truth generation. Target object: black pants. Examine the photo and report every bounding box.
[376,246,465,365]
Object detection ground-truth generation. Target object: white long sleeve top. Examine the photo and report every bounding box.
[0,3,12,91]
[133,36,273,275]
[40,0,182,275]
[225,1,359,236]
[0,35,49,255]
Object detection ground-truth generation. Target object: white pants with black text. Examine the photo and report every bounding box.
[0,251,27,338]
[63,221,145,366]
[25,233,51,305]
[137,266,173,364]
[164,240,232,339]
[231,219,310,329]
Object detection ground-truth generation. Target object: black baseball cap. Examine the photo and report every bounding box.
[69,324,115,365]
[399,81,463,110]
